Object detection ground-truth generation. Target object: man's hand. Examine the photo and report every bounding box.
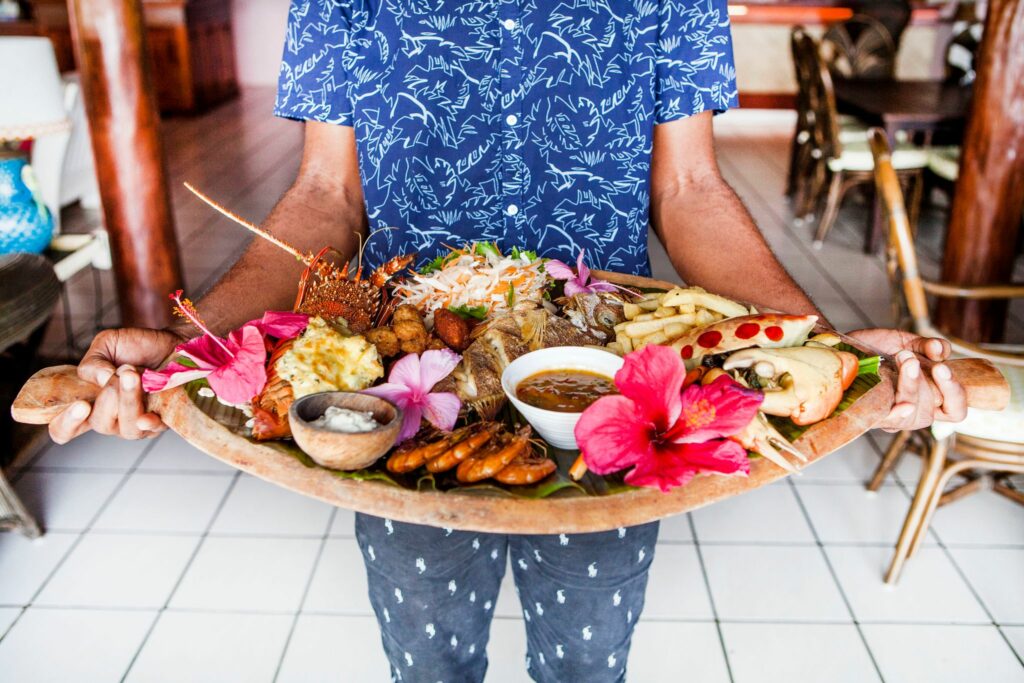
[847,328,967,432]
[48,328,186,444]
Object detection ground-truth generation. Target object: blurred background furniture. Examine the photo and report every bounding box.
[820,14,898,80]
[0,0,238,114]
[0,253,62,538]
[866,128,1024,584]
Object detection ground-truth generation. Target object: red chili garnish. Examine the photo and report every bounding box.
[765,325,784,342]
[735,322,760,339]
[680,345,694,360]
[697,330,723,348]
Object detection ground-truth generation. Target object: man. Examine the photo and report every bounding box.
[50,1,967,680]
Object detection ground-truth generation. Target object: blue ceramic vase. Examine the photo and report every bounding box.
[0,156,54,255]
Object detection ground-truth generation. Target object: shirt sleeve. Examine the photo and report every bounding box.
[273,0,355,126]
[654,0,740,123]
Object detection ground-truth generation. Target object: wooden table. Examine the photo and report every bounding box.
[834,79,973,253]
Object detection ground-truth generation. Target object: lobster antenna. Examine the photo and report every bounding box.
[184,182,311,265]
[356,226,396,272]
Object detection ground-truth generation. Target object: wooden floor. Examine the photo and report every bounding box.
[42,89,1022,359]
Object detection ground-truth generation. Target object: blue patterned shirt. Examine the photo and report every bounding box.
[275,0,738,276]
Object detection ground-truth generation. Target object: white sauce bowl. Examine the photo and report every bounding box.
[501,347,624,450]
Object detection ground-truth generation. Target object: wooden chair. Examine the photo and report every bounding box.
[787,27,824,207]
[807,46,926,247]
[866,128,1024,584]
[821,15,897,80]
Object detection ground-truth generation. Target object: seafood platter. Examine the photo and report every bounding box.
[12,189,1009,534]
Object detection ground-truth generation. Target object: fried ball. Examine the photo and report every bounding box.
[426,336,448,351]
[432,309,471,351]
[365,327,400,357]
[393,318,428,342]
[392,305,422,324]
[399,337,427,355]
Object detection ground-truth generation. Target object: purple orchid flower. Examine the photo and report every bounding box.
[545,249,619,296]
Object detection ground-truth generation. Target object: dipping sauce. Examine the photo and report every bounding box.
[311,406,380,433]
[515,369,617,413]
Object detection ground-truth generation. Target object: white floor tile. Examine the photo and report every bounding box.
[0,608,21,637]
[136,431,234,473]
[92,472,234,533]
[862,624,1024,683]
[692,482,813,543]
[722,622,878,683]
[32,431,150,470]
[929,491,1024,547]
[485,618,530,682]
[0,532,77,605]
[1004,627,1024,662]
[14,471,123,530]
[170,536,320,612]
[643,544,715,620]
[125,611,293,683]
[210,475,333,536]
[629,621,730,683]
[303,538,373,614]
[950,548,1024,624]
[495,563,520,618]
[826,546,989,623]
[800,434,914,483]
[702,545,848,621]
[328,507,356,536]
[277,614,392,682]
[35,533,199,608]
[0,607,155,683]
[795,482,929,545]
[658,512,693,542]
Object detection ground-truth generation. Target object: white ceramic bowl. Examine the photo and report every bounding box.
[501,347,624,450]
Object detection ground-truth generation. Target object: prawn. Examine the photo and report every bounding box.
[425,422,501,473]
[456,426,532,483]
[493,454,557,485]
[386,425,474,474]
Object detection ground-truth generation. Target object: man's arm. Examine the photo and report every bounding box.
[50,122,366,443]
[649,112,822,318]
[177,121,368,335]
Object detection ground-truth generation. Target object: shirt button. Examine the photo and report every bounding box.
[502,18,516,31]
[506,114,518,126]
[506,204,519,216]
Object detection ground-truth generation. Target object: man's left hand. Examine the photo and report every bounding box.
[846,328,967,432]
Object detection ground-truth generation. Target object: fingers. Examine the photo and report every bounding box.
[116,366,145,439]
[48,401,93,445]
[931,363,968,422]
[89,382,120,436]
[904,336,951,361]
[878,350,929,431]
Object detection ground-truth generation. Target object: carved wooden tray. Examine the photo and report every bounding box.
[147,271,898,534]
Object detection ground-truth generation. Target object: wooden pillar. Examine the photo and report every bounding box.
[67,0,183,328]
[935,0,1024,342]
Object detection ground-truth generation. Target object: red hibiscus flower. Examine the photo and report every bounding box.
[574,345,764,492]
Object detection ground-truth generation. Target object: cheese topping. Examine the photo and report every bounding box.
[276,317,383,398]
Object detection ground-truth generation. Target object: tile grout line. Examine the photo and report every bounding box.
[686,512,736,683]
[119,469,242,682]
[786,478,887,683]
[272,507,339,682]
[0,433,165,647]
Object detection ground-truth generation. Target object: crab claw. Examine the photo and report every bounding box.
[723,346,858,426]
[731,412,807,474]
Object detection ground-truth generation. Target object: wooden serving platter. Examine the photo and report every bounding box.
[13,272,1009,534]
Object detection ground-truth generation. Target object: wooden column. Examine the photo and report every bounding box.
[67,0,183,328]
[935,0,1024,342]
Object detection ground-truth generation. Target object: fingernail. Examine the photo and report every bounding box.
[897,404,914,418]
[933,364,951,381]
[121,372,138,390]
[96,369,113,387]
[897,350,915,364]
[905,360,919,379]
[71,402,90,419]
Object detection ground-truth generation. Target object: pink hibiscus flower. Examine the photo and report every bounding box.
[574,345,764,492]
[141,292,309,405]
[545,249,619,297]
[362,349,463,442]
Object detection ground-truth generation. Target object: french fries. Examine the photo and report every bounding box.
[607,286,749,354]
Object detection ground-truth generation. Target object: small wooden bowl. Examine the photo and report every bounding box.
[288,392,402,471]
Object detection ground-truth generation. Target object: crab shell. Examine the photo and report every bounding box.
[724,346,859,426]
[670,314,818,369]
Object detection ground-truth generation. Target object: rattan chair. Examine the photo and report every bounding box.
[821,15,897,80]
[865,128,1024,584]
[807,46,926,247]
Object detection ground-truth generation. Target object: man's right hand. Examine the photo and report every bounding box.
[48,328,186,444]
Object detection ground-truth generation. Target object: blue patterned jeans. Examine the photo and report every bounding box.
[354,513,659,683]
